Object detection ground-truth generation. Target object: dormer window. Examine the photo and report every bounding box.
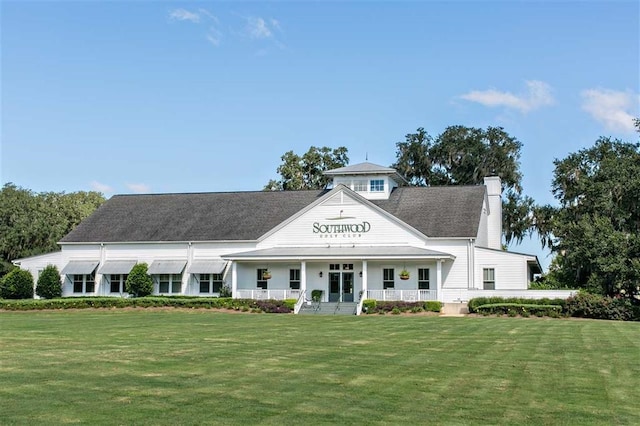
[370,179,384,192]
[353,180,367,192]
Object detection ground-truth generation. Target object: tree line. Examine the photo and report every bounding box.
[0,185,105,276]
[265,122,640,301]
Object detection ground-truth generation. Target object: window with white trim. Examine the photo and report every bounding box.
[289,269,301,290]
[158,274,182,294]
[199,273,223,294]
[353,180,367,192]
[73,274,95,294]
[483,268,495,290]
[370,179,384,192]
[418,268,430,290]
[109,274,128,293]
[383,268,395,289]
[257,269,268,290]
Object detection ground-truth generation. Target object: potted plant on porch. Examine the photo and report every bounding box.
[399,269,410,280]
[262,270,272,280]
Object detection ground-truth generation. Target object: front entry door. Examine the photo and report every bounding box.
[342,272,354,302]
[329,273,340,302]
[328,264,355,302]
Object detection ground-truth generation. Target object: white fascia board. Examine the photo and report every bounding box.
[59,240,258,246]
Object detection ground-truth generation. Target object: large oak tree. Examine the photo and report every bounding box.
[264,146,349,190]
[536,133,640,299]
[393,125,534,244]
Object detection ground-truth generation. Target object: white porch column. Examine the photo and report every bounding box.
[231,261,237,298]
[436,259,443,302]
[301,261,307,296]
[362,260,368,297]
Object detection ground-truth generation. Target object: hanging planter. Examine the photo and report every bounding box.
[262,270,272,280]
[399,269,410,280]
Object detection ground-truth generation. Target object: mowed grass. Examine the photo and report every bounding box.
[1,311,639,425]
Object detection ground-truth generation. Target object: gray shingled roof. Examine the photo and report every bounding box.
[371,186,485,238]
[60,186,485,243]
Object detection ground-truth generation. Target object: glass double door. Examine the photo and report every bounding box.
[329,271,354,302]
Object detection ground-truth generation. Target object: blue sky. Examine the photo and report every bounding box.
[1,1,638,269]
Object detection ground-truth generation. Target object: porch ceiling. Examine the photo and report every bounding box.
[223,246,454,261]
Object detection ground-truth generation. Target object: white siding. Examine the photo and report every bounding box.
[476,198,489,248]
[332,176,397,200]
[427,240,469,289]
[261,190,425,247]
[475,247,529,290]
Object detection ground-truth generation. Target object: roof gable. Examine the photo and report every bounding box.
[259,185,430,245]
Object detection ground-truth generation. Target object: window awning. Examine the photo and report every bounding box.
[61,260,99,275]
[147,260,187,275]
[188,260,228,274]
[97,260,137,275]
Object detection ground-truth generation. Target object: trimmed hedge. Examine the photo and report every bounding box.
[364,300,442,314]
[468,297,567,313]
[468,295,640,321]
[0,297,292,313]
[474,303,563,317]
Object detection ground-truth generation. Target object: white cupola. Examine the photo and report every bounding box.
[323,162,408,200]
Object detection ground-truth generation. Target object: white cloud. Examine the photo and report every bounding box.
[246,17,273,39]
[126,183,151,194]
[581,88,638,133]
[90,181,113,193]
[169,8,200,23]
[198,8,219,24]
[460,80,554,113]
[206,27,222,46]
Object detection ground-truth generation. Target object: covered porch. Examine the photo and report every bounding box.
[223,246,454,305]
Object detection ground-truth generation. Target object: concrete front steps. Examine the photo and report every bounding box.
[298,302,358,315]
[440,302,469,316]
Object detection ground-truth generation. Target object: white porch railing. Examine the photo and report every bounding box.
[236,289,302,300]
[294,290,307,314]
[365,289,437,302]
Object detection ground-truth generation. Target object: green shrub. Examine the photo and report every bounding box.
[362,299,377,313]
[283,299,296,310]
[0,268,34,299]
[311,289,323,302]
[125,263,153,297]
[36,265,62,299]
[565,292,639,321]
[424,301,442,312]
[391,307,401,315]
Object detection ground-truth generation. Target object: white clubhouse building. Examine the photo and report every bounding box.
[15,162,572,310]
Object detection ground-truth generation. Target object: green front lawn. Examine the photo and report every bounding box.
[1,310,638,424]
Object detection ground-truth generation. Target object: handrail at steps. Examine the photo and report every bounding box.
[356,291,365,315]
[294,290,306,314]
[333,299,341,315]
